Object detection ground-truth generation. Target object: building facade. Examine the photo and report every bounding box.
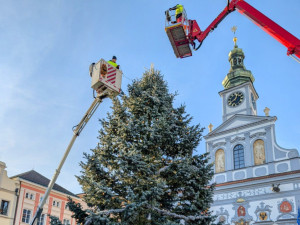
[10,170,87,225]
[205,40,300,225]
[0,162,20,225]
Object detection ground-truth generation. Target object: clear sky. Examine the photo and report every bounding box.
[0,0,299,194]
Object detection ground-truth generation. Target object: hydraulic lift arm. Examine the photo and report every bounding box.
[29,58,122,225]
[29,94,105,225]
[188,0,300,61]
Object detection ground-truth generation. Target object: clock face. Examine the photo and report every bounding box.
[251,93,256,110]
[227,92,244,107]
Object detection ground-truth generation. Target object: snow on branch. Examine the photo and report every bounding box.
[89,204,209,222]
[148,206,210,222]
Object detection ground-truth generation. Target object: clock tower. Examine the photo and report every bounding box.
[219,38,258,121]
[205,37,300,225]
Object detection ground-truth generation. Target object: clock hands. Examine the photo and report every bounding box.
[233,93,238,102]
[228,92,244,107]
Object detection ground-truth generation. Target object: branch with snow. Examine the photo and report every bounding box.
[86,204,209,223]
[148,206,210,222]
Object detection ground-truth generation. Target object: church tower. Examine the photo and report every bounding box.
[219,37,258,121]
[205,38,300,225]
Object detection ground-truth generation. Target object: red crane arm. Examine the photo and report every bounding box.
[189,0,237,45]
[235,1,300,58]
[191,0,300,59]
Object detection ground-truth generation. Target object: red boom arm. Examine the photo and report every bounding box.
[190,0,300,60]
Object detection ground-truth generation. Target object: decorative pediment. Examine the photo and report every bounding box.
[216,207,230,225]
[230,136,246,143]
[213,142,226,148]
[254,202,272,222]
[250,132,266,139]
[231,198,253,224]
[205,115,276,139]
[277,198,297,220]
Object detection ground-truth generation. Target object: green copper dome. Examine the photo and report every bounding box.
[222,39,255,89]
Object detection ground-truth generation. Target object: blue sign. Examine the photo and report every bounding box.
[297,207,300,225]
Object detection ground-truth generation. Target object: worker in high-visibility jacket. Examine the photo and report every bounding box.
[169,4,184,23]
[107,56,120,69]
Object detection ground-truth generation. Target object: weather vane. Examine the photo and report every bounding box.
[231,26,237,34]
[231,26,238,46]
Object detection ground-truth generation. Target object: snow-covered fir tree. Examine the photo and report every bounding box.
[56,69,216,225]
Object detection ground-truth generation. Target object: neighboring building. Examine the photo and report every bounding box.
[205,39,300,224]
[0,162,20,225]
[11,170,87,225]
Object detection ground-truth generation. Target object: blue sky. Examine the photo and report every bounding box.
[0,0,299,194]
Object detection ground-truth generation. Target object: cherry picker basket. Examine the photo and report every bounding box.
[165,8,192,58]
[90,59,122,97]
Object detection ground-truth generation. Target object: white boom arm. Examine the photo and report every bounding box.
[29,94,106,225]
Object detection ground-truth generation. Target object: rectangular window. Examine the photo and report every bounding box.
[233,144,245,169]
[57,201,60,207]
[25,193,29,198]
[63,219,70,225]
[30,194,34,200]
[53,200,56,206]
[0,200,9,215]
[37,214,45,225]
[22,209,31,223]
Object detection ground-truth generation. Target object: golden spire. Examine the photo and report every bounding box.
[233,37,238,46]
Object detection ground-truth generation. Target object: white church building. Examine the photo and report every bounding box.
[205,39,300,225]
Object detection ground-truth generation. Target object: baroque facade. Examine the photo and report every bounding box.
[205,40,300,225]
[11,170,87,225]
[0,161,87,225]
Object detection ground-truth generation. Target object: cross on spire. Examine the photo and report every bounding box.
[231,26,238,47]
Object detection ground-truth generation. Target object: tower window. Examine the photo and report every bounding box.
[233,144,245,169]
[233,58,237,66]
[238,57,242,65]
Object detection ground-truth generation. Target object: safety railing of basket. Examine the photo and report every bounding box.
[165,8,189,35]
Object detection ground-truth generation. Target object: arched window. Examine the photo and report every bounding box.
[215,149,225,173]
[233,144,245,169]
[253,139,265,165]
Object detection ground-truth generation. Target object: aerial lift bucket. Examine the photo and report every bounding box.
[90,59,122,97]
[165,9,192,58]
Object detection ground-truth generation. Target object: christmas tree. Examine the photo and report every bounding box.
[64,69,215,224]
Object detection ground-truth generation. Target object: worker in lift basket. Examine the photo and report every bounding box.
[169,4,183,23]
[107,56,120,69]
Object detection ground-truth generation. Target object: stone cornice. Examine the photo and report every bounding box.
[204,115,276,139]
[215,170,300,188]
